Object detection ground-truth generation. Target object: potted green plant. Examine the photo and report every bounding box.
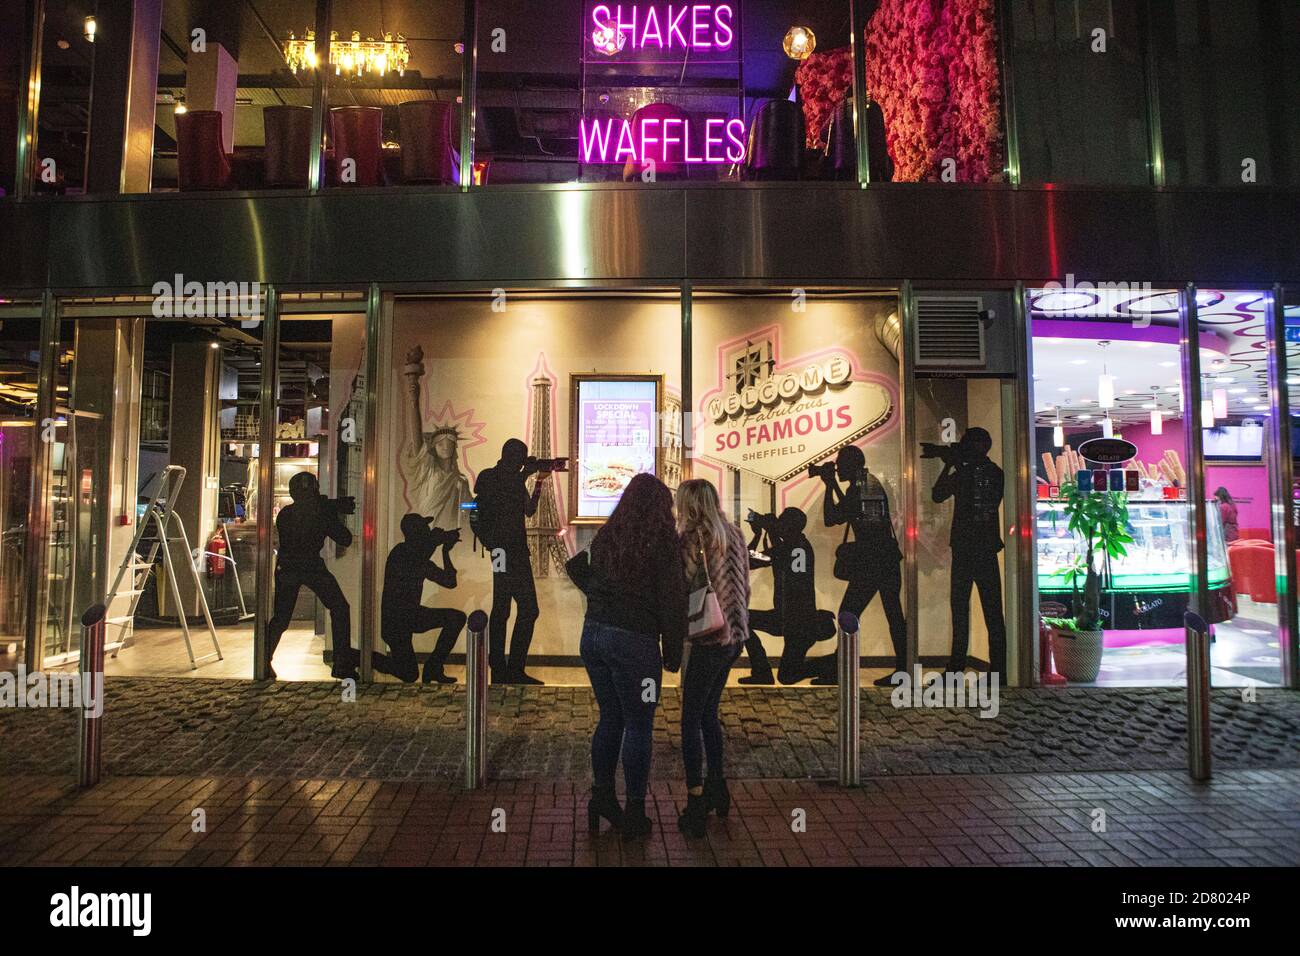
[1044,478,1133,682]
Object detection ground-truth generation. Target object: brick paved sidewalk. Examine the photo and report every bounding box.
[1,679,1298,781]
[2,769,1297,867]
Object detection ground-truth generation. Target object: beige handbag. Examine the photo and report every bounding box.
[686,537,727,643]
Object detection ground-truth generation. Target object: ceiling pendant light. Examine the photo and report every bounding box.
[1202,398,1215,426]
[1149,387,1162,435]
[1101,414,1114,438]
[1052,408,1064,448]
[1097,340,1115,409]
[1212,387,1229,420]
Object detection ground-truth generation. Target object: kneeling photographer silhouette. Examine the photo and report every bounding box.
[372,513,467,684]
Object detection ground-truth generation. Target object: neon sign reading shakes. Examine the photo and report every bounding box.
[590,4,735,53]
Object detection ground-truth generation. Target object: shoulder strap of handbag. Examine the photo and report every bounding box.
[697,530,714,589]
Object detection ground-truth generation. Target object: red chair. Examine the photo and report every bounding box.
[1232,540,1277,603]
[397,100,457,184]
[329,106,385,186]
[622,103,689,181]
[1236,528,1271,541]
[263,105,314,188]
[175,110,231,190]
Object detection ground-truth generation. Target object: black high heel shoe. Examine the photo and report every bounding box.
[704,775,731,818]
[677,792,708,838]
[621,798,653,840]
[587,785,623,833]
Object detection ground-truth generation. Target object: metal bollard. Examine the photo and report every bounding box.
[464,609,489,790]
[837,611,860,787]
[78,604,107,789]
[1183,610,1212,781]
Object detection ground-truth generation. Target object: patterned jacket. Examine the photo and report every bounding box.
[683,522,751,648]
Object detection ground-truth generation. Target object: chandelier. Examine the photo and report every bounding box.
[284,30,410,78]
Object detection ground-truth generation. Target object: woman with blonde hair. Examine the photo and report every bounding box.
[674,478,750,837]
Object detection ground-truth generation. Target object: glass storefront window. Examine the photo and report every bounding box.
[1154,0,1300,187]
[1007,0,1151,186]
[378,291,681,685]
[0,305,42,665]
[152,1,319,191]
[29,2,94,195]
[691,291,902,684]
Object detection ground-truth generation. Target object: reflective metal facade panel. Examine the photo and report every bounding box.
[1,184,1297,291]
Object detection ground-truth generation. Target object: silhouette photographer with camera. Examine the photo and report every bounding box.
[928,426,1005,675]
[473,438,553,685]
[741,507,837,685]
[816,445,907,686]
[372,514,467,684]
[266,472,357,681]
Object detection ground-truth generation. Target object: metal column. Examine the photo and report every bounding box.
[22,290,58,672]
[995,0,1021,184]
[1265,284,1299,688]
[253,285,280,680]
[1010,282,1037,686]
[680,279,692,479]
[359,283,383,683]
[1178,284,1209,622]
[459,0,478,191]
[848,0,870,186]
[307,0,332,193]
[837,612,861,786]
[78,604,106,788]
[465,609,489,788]
[898,282,919,673]
[1138,0,1166,187]
[13,0,45,200]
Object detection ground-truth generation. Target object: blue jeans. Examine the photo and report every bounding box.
[680,641,740,789]
[580,619,662,800]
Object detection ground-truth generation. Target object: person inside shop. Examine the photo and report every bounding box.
[473,438,551,685]
[372,513,467,685]
[1214,487,1240,543]
[930,426,1006,676]
[740,507,837,686]
[819,445,907,687]
[566,473,687,840]
[265,472,357,681]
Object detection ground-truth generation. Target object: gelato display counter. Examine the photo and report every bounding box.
[1037,498,1233,628]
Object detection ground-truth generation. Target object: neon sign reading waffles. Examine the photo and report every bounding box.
[579,115,746,165]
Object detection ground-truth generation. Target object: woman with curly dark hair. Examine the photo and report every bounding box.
[566,472,687,839]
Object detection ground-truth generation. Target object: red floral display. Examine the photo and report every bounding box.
[794,48,853,150]
[793,0,1005,181]
[865,0,1005,182]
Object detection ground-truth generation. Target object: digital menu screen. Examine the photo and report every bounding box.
[573,376,659,519]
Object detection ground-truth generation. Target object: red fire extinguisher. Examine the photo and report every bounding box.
[207,528,228,578]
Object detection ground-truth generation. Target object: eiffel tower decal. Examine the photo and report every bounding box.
[526,365,570,577]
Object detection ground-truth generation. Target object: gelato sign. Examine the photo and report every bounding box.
[701,350,894,482]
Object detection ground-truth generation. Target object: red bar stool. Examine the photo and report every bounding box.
[398,100,456,184]
[329,106,385,186]
[175,110,231,191]
[263,105,313,188]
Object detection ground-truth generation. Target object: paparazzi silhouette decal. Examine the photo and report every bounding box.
[373,514,467,684]
[929,427,1006,675]
[266,472,357,681]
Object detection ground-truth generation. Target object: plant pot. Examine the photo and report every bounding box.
[1052,627,1103,683]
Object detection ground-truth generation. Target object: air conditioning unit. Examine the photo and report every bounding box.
[914,295,986,368]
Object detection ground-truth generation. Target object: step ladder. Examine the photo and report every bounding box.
[105,465,224,669]
[199,523,254,623]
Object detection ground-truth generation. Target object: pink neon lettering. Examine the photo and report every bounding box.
[667,5,689,47]
[614,121,636,163]
[724,118,746,162]
[662,117,683,162]
[691,5,711,49]
[591,4,612,31]
[684,124,703,163]
[713,5,734,49]
[579,117,613,163]
[704,118,724,163]
[640,118,661,161]
[641,6,663,47]
[616,4,637,39]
